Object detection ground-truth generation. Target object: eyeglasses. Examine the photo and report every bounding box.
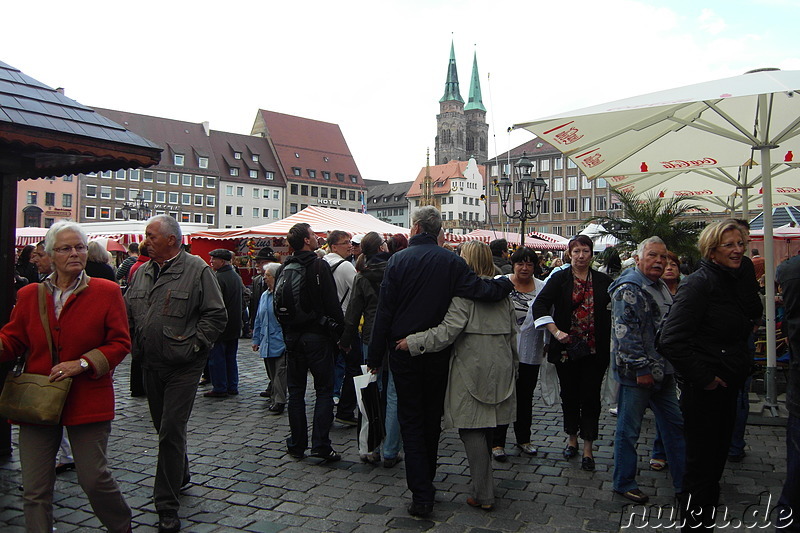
[336,241,351,247]
[716,241,745,250]
[53,245,88,255]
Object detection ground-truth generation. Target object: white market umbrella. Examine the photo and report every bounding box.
[515,68,800,413]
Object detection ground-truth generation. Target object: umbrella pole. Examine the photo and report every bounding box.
[760,146,779,416]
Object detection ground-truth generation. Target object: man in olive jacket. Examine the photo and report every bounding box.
[125,215,226,533]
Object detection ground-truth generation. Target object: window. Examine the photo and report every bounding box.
[234,151,242,160]
[206,196,215,207]
[194,194,203,206]
[321,187,328,198]
[582,175,592,189]
[349,191,356,201]
[311,186,318,197]
[181,213,190,223]
[273,190,279,200]
[582,197,592,212]
[290,184,299,195]
[262,208,270,218]
[336,173,345,182]
[173,154,184,166]
[236,206,243,216]
[63,175,74,182]
[45,192,55,206]
[225,185,234,196]
[230,167,239,177]
[540,159,550,172]
[307,169,316,178]
[115,188,126,200]
[553,178,563,192]
[44,217,54,227]
[194,175,203,187]
[253,208,260,217]
[340,189,347,199]
[567,225,578,237]
[143,190,154,203]
[288,167,299,176]
[225,205,233,215]
[181,174,191,187]
[206,214,215,225]
[568,158,578,169]
[265,171,275,181]
[554,157,563,171]
[143,170,154,182]
[253,188,260,199]
[182,193,191,205]
[252,154,259,162]
[85,206,96,219]
[553,198,563,213]
[193,214,202,223]
[85,186,96,199]
[156,191,166,203]
[100,186,111,199]
[100,207,111,220]
[203,177,214,189]
[130,169,141,181]
[115,169,126,180]
[156,172,167,184]
[350,175,358,183]
[236,186,244,197]
[62,194,72,208]
[101,170,112,179]
[331,189,337,199]
[262,189,270,199]
[568,176,577,190]
[596,195,607,211]
[290,203,298,214]
[322,171,330,180]
[195,156,208,169]
[301,185,308,196]
[273,209,279,219]
[568,198,577,212]
[539,200,549,214]
[596,178,607,188]
[249,170,258,179]
[169,192,179,204]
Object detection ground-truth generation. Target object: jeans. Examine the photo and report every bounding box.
[286,332,336,455]
[208,338,240,394]
[613,376,685,494]
[776,414,800,532]
[334,353,345,398]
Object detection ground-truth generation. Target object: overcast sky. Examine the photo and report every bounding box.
[4,0,800,183]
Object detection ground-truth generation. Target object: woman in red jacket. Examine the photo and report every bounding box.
[0,221,132,533]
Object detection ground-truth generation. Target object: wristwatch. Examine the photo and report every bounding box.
[79,358,90,371]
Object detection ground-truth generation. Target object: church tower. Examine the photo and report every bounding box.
[464,50,488,162]
[435,41,466,165]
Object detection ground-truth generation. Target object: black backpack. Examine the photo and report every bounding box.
[273,257,319,326]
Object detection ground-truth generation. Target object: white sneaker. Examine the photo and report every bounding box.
[609,407,618,416]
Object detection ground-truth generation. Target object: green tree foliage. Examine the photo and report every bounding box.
[587,189,704,258]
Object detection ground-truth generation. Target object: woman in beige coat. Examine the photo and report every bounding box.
[397,240,518,511]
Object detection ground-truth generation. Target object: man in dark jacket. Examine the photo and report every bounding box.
[280,223,345,462]
[490,238,513,274]
[204,249,244,398]
[776,256,800,529]
[368,206,513,517]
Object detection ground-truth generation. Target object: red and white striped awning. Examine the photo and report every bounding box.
[464,229,568,250]
[16,227,191,247]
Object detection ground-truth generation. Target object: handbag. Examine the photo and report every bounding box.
[0,284,72,425]
[566,338,592,361]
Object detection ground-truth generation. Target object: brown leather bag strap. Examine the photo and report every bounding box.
[37,283,58,366]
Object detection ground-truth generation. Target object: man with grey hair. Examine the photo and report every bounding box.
[125,215,226,532]
[368,205,513,517]
[608,236,685,504]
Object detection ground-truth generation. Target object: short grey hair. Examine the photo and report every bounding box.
[44,220,87,256]
[147,214,182,241]
[87,241,111,263]
[411,206,442,235]
[263,262,281,278]
[634,236,666,259]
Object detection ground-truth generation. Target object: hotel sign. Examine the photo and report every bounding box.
[317,199,342,206]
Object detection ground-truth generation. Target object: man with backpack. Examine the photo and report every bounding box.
[324,230,360,426]
[274,223,345,462]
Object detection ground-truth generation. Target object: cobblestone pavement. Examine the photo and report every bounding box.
[0,341,788,532]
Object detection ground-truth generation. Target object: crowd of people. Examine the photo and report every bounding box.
[0,208,797,532]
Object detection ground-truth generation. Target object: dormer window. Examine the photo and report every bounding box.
[198,157,208,168]
[230,167,239,176]
[308,169,316,178]
[174,154,184,166]
[249,170,258,179]
[234,152,242,160]
[252,154,259,162]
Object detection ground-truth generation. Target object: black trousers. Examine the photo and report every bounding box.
[390,349,449,505]
[493,362,540,448]
[336,340,363,420]
[679,383,738,531]
[554,352,608,441]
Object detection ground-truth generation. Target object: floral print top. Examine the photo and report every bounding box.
[570,272,595,352]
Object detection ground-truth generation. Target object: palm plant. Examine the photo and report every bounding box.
[587,189,704,258]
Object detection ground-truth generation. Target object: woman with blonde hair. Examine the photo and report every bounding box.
[660,219,762,529]
[397,240,517,510]
[84,241,115,281]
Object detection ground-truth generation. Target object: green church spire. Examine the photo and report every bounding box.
[439,40,464,104]
[464,49,485,112]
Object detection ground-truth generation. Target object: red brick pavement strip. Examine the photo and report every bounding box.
[0,340,788,532]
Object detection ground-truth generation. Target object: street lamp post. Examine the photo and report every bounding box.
[494,152,548,246]
[122,194,152,221]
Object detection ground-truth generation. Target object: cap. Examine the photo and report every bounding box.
[209,249,233,261]
[351,235,363,245]
[255,247,277,262]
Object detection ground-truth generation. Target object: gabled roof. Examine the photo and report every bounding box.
[252,109,364,187]
[406,160,485,198]
[367,180,413,204]
[92,107,217,173]
[0,60,161,178]
[207,129,285,186]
